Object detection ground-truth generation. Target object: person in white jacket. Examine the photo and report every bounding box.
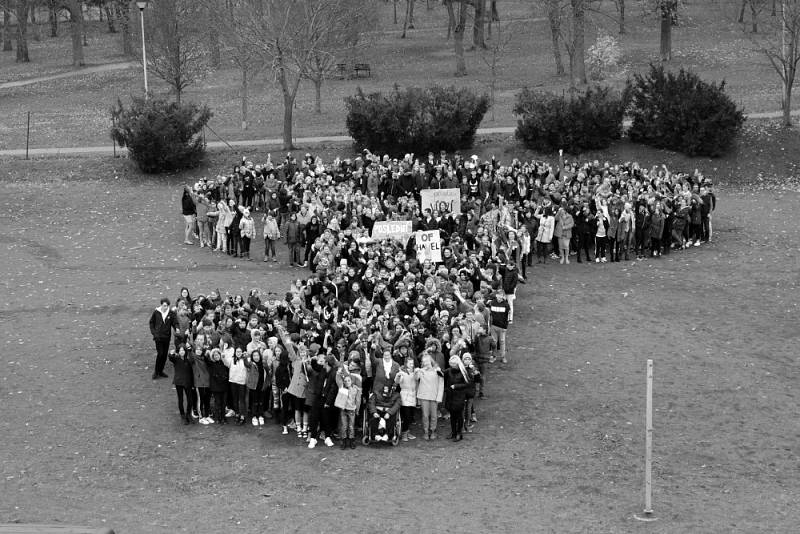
[395,356,418,442]
[415,353,444,440]
[224,346,248,425]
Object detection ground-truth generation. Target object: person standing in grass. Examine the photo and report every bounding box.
[149,297,176,380]
[262,210,280,262]
[285,213,304,267]
[239,208,256,261]
[168,345,195,425]
[181,185,197,245]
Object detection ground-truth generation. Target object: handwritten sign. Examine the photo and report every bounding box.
[415,230,442,263]
[371,220,413,243]
[420,188,461,215]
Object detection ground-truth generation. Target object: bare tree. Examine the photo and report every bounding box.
[659,0,677,61]
[237,0,367,149]
[16,0,30,62]
[544,0,566,75]
[444,0,468,76]
[47,0,58,37]
[473,0,487,49]
[2,2,13,51]
[65,0,85,66]
[142,0,209,103]
[752,0,800,125]
[571,0,587,86]
[612,0,625,33]
[481,20,518,120]
[114,0,132,56]
[401,0,415,38]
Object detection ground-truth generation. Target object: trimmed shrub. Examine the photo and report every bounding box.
[345,85,490,155]
[624,64,745,157]
[514,86,625,153]
[110,96,212,173]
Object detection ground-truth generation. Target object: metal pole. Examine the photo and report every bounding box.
[140,8,148,98]
[644,359,653,514]
[25,111,30,160]
[634,359,656,522]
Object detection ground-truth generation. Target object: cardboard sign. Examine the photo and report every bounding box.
[415,230,442,263]
[420,188,461,215]
[371,220,413,243]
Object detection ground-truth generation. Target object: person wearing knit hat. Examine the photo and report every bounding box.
[444,354,469,442]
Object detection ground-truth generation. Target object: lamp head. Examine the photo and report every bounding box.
[136,1,149,11]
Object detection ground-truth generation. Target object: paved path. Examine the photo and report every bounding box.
[1,110,797,158]
[0,61,136,90]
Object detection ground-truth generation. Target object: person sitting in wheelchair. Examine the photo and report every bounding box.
[368,384,401,442]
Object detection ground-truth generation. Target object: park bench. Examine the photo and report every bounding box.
[0,525,114,534]
[353,63,371,78]
[335,63,348,80]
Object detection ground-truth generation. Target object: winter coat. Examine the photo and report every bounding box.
[169,353,194,388]
[224,351,247,385]
[536,215,555,243]
[245,360,269,391]
[649,213,665,239]
[263,217,281,240]
[395,368,418,407]
[444,367,469,410]
[208,359,229,393]
[192,350,210,388]
[149,308,176,341]
[239,216,256,239]
[414,367,444,403]
[285,221,303,245]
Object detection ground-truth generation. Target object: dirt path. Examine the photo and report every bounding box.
[0,61,136,90]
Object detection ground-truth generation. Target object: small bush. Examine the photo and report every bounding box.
[587,34,623,81]
[110,96,212,173]
[345,85,490,155]
[624,64,745,157]
[514,86,625,153]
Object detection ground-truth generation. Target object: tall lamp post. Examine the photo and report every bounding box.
[136,1,150,98]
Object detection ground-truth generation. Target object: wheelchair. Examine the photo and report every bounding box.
[361,395,402,446]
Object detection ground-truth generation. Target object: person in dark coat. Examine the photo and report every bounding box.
[444,355,470,441]
[149,297,177,380]
[305,347,327,448]
[207,348,229,424]
[169,345,195,424]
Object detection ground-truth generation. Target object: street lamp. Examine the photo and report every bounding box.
[136,1,149,98]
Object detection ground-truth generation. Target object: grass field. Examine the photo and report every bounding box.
[1,0,797,151]
[1,121,800,532]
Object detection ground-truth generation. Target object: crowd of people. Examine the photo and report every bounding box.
[154,149,716,448]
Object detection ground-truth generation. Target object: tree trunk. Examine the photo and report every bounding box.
[16,1,30,62]
[105,5,116,33]
[401,0,412,38]
[446,0,455,40]
[571,0,586,86]
[241,66,249,130]
[453,1,467,76]
[618,0,625,34]
[750,0,758,32]
[314,77,323,114]
[738,0,746,23]
[30,5,41,42]
[48,1,58,37]
[547,0,564,75]
[408,0,415,28]
[282,92,295,150]
[473,0,486,49]
[394,0,398,24]
[67,1,85,66]
[118,0,132,56]
[3,8,13,51]
[783,78,792,126]
[660,7,672,61]
[490,0,499,22]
